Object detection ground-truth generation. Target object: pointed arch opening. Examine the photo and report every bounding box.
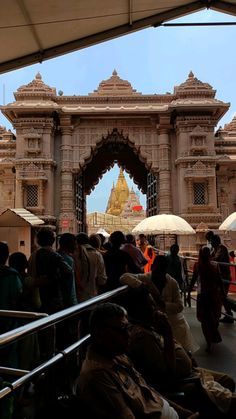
[74,129,159,231]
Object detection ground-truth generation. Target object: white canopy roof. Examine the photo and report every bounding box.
[1,1,236,74]
[0,208,44,227]
[132,213,195,235]
[219,212,236,231]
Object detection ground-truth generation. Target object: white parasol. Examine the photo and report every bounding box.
[219,212,236,231]
[132,214,195,235]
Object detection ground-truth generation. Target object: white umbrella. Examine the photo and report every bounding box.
[219,212,236,231]
[96,228,110,237]
[132,214,195,235]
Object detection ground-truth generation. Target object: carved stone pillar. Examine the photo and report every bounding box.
[15,179,23,207]
[157,127,172,213]
[59,120,76,231]
[187,179,192,207]
[39,180,44,209]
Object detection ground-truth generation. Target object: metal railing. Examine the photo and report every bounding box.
[1,254,236,408]
[0,286,127,403]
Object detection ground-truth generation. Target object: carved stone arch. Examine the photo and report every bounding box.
[77,128,151,194]
[73,128,159,231]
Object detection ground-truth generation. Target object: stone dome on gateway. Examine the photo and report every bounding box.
[14,72,56,100]
[174,71,216,99]
[89,69,141,96]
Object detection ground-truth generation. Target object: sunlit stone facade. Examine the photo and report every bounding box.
[1,70,236,249]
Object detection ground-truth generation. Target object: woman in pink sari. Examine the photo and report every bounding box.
[188,246,225,352]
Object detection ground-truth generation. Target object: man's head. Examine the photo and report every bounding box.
[151,255,168,274]
[89,303,129,357]
[9,251,28,273]
[59,233,76,254]
[125,234,135,245]
[205,230,214,243]
[138,234,146,244]
[170,244,179,256]
[126,287,156,325]
[199,245,211,263]
[89,234,101,249]
[109,231,125,249]
[76,232,89,245]
[37,227,55,247]
[211,234,221,249]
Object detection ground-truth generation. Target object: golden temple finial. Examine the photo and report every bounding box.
[106,168,130,216]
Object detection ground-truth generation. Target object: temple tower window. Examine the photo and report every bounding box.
[26,184,39,207]
[193,182,208,205]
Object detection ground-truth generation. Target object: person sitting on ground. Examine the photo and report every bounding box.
[120,255,199,353]
[125,286,236,419]
[122,233,148,273]
[78,302,198,419]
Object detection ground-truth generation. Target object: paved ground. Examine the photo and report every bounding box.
[184,301,236,382]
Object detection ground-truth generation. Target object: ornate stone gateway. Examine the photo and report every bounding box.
[1,70,236,242]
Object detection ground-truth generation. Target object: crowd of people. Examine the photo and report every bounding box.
[0,227,236,418]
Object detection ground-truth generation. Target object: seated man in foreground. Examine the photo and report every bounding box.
[78,302,198,419]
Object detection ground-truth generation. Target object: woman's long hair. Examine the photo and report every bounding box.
[197,246,216,283]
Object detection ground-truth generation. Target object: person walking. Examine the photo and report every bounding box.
[166,244,184,290]
[229,250,236,293]
[211,235,233,323]
[137,233,156,272]
[188,246,225,352]
[122,233,148,273]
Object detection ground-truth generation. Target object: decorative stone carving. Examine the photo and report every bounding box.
[18,162,47,180]
[184,161,215,178]
[0,70,235,240]
[89,69,141,96]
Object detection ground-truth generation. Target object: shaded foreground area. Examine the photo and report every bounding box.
[184,299,236,383]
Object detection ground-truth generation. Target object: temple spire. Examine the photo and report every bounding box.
[106,168,129,216]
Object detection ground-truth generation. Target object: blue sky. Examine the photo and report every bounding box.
[0,9,235,213]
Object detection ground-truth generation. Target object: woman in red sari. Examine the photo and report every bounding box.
[188,246,225,352]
